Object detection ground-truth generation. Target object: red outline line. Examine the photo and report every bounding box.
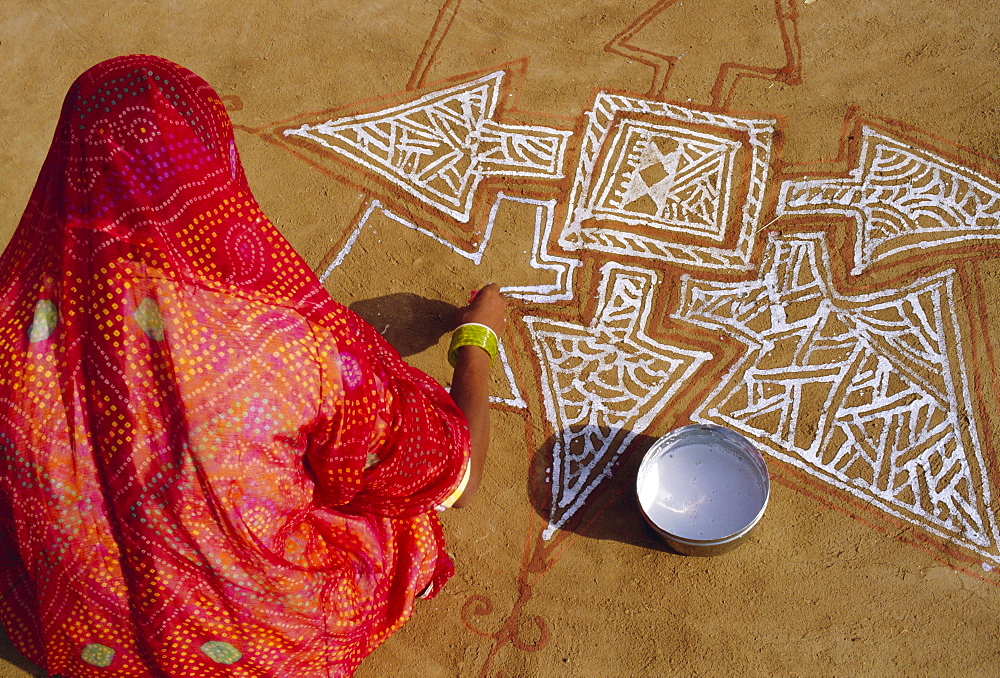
[409,0,466,91]
[607,0,803,106]
[771,461,998,586]
[240,58,560,136]
[605,0,680,99]
[779,106,1000,177]
[962,261,1000,485]
[712,0,803,110]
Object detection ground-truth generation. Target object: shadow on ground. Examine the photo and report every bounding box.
[528,430,690,556]
[349,293,457,358]
[0,624,44,677]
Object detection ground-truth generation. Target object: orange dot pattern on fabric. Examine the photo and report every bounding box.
[0,55,469,678]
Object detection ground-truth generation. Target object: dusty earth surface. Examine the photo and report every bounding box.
[2,1,1000,676]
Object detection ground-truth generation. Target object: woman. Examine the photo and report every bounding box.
[0,55,505,677]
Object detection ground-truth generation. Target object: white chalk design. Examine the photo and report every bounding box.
[316,199,525,408]
[489,193,580,303]
[777,127,1000,274]
[284,72,572,223]
[526,263,712,540]
[318,198,493,285]
[559,93,775,271]
[492,339,527,409]
[674,232,999,563]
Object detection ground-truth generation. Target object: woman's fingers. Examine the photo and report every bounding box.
[458,284,508,336]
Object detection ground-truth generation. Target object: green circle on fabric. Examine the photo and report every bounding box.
[81,643,115,667]
[132,297,165,341]
[28,299,58,343]
[201,641,242,665]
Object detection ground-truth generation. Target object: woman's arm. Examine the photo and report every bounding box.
[449,284,507,508]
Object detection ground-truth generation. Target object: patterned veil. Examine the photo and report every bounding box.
[0,55,468,677]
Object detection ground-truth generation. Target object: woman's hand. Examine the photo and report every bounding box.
[456,283,507,337]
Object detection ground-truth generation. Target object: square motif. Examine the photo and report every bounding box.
[561,94,777,271]
[591,120,741,241]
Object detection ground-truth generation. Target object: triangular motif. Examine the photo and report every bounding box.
[778,126,1000,273]
[526,263,711,539]
[675,232,1000,564]
[284,72,572,223]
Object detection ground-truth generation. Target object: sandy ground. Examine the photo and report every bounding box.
[2,1,1000,676]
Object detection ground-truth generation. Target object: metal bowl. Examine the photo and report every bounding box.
[636,424,770,556]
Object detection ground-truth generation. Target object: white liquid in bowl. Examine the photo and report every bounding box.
[637,433,768,541]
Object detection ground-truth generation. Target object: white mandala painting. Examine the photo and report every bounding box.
[777,126,1000,274]
[673,232,1000,563]
[559,93,775,271]
[284,72,572,223]
[591,120,741,240]
[526,263,712,539]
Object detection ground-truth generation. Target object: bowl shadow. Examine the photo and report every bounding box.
[528,430,686,555]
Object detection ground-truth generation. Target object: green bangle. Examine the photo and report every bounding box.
[448,323,499,367]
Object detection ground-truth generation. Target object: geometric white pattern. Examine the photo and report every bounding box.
[777,126,1000,274]
[490,340,528,410]
[526,263,712,539]
[317,198,497,285]
[487,193,580,304]
[321,193,579,301]
[591,121,741,240]
[674,232,1000,563]
[559,93,775,271]
[284,72,572,223]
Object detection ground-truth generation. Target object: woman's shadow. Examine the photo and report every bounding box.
[349,293,458,357]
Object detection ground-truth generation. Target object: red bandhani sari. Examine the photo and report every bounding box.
[0,55,469,677]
